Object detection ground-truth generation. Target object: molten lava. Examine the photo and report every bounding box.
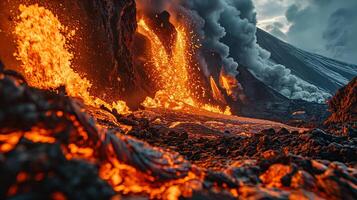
[138,19,231,115]
[14,4,130,115]
[210,76,226,104]
[220,70,239,100]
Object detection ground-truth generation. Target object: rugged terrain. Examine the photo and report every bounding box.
[1,65,356,200]
[0,1,356,199]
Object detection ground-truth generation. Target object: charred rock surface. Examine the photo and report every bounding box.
[235,67,330,126]
[1,65,357,199]
[126,116,357,168]
[0,68,192,199]
[0,141,115,200]
[120,113,357,199]
[325,77,357,133]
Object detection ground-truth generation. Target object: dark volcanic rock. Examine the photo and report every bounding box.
[0,141,114,200]
[326,77,357,126]
[1,62,356,199]
[130,125,357,167]
[234,67,329,125]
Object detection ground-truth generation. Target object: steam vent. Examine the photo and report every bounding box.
[0,1,356,200]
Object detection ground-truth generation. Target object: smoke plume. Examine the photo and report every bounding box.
[136,0,330,103]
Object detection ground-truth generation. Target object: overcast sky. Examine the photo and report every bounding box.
[252,0,357,64]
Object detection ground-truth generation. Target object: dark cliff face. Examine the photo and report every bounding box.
[0,0,141,105]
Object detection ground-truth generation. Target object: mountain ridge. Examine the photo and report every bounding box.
[256,28,357,94]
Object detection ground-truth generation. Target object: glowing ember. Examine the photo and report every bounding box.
[0,127,56,153]
[138,19,232,115]
[14,4,130,115]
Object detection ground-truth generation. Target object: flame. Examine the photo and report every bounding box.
[138,19,195,107]
[219,70,239,100]
[138,19,231,115]
[210,76,226,103]
[14,4,130,115]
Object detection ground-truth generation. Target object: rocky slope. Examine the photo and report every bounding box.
[325,77,357,136]
[326,77,357,124]
[232,67,329,125]
[256,28,357,94]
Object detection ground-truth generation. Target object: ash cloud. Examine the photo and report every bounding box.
[136,0,331,102]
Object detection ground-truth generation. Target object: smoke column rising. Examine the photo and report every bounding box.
[136,0,331,103]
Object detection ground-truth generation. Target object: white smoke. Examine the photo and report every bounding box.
[136,0,331,103]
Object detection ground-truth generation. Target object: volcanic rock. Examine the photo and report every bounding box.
[0,140,115,200]
[1,63,357,199]
[326,77,357,128]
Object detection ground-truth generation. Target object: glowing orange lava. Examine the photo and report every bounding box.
[0,127,56,153]
[220,69,239,100]
[14,4,130,114]
[138,19,231,115]
[210,76,226,104]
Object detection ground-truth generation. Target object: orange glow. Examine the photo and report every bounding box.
[0,127,57,153]
[210,76,226,103]
[14,4,130,115]
[138,19,232,115]
[219,70,239,100]
[138,19,195,107]
[99,161,203,199]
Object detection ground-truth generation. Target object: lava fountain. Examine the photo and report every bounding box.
[138,18,232,115]
[14,4,130,114]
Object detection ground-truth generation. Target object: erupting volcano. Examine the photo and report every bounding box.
[0,1,356,200]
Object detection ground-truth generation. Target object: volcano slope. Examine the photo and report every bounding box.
[1,67,356,200]
[256,28,357,94]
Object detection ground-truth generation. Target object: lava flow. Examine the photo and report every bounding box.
[14,4,130,115]
[138,18,232,115]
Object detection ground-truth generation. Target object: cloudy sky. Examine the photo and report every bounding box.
[252,0,357,64]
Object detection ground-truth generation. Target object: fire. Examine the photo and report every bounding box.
[138,19,231,115]
[138,19,195,107]
[210,76,226,104]
[220,70,239,100]
[14,4,130,114]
